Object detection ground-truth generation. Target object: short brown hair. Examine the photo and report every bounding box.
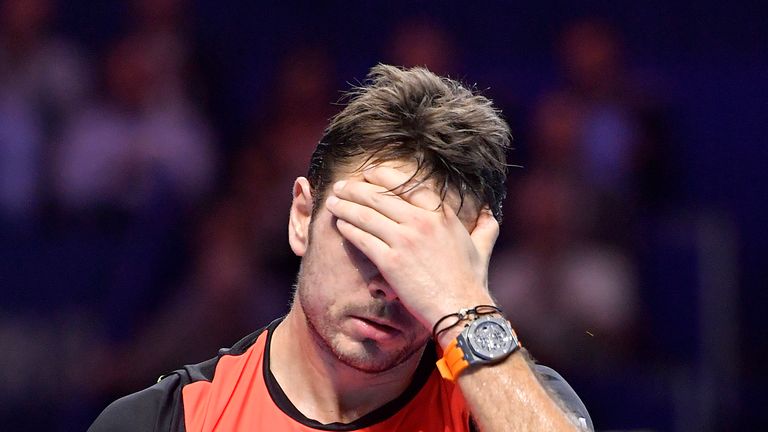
[307,64,511,221]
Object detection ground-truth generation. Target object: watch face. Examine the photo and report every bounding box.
[466,316,515,360]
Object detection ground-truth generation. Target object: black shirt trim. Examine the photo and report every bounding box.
[90,317,593,432]
[262,318,437,430]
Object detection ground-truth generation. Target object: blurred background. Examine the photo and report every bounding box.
[0,0,765,430]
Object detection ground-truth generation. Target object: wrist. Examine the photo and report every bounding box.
[436,324,465,351]
[434,314,522,381]
[431,300,500,350]
[426,290,495,323]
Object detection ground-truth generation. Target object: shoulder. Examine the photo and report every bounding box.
[534,365,594,431]
[89,324,273,432]
[88,372,187,432]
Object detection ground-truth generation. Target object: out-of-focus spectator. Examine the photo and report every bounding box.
[530,18,673,244]
[92,198,289,396]
[385,17,458,76]
[529,91,584,176]
[130,0,200,103]
[558,20,640,198]
[53,32,215,216]
[0,0,89,223]
[490,170,638,369]
[244,44,337,242]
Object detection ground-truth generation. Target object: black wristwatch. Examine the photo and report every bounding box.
[436,315,521,381]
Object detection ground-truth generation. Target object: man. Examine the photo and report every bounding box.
[90,64,593,431]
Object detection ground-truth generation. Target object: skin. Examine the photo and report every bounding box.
[270,160,582,430]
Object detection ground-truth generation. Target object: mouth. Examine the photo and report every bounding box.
[349,315,402,340]
[356,316,400,331]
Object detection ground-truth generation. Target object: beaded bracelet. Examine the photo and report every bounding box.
[431,304,503,341]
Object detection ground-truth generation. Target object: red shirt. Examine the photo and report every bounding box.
[89,318,473,432]
[182,325,469,431]
[89,318,591,431]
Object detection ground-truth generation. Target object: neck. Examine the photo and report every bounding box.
[270,306,425,424]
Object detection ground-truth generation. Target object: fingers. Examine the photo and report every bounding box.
[326,194,394,269]
[469,208,500,263]
[331,180,416,224]
[326,195,400,245]
[362,165,443,212]
[334,217,390,267]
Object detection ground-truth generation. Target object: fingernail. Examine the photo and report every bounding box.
[333,180,346,192]
[326,195,339,207]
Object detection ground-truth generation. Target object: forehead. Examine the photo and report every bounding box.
[334,159,481,229]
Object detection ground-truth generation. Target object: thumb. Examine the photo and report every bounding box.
[470,208,500,263]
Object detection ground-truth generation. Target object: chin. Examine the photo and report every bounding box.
[297,284,428,373]
[332,338,423,374]
[308,315,423,374]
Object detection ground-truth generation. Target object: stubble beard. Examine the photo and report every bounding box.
[296,268,428,374]
[303,303,425,374]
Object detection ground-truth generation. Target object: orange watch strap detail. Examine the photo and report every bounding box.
[435,338,470,381]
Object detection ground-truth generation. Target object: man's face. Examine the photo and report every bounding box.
[293,160,480,374]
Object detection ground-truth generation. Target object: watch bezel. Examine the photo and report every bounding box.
[464,315,517,361]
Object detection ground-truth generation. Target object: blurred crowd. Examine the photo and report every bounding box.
[0,1,744,431]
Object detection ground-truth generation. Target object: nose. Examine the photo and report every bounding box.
[368,274,398,301]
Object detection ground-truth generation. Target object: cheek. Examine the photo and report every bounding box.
[311,213,365,278]
[300,223,355,305]
[316,208,377,279]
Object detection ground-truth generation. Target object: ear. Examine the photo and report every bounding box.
[288,177,313,256]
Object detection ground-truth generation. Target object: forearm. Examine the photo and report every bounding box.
[460,352,584,431]
[438,325,585,432]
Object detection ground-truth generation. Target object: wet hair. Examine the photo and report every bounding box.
[307,64,511,221]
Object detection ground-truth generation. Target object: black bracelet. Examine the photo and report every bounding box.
[431,304,503,341]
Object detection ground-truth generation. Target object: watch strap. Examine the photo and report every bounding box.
[435,338,469,381]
